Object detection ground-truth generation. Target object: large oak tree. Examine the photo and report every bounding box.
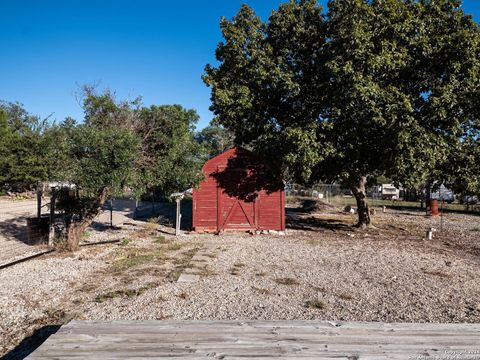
[204,0,480,226]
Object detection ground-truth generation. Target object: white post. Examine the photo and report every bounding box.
[426,227,435,240]
[175,198,181,236]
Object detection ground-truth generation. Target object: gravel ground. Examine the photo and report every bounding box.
[1,205,479,357]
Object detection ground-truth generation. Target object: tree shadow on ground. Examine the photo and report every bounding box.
[88,221,125,231]
[285,206,352,231]
[1,325,61,360]
[0,218,30,244]
[129,200,193,231]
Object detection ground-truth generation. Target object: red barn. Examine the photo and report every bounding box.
[193,148,285,233]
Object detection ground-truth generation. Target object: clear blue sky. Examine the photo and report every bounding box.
[1,1,479,130]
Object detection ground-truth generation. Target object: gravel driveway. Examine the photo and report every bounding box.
[1,205,479,357]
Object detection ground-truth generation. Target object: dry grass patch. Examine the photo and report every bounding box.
[112,249,165,272]
[230,268,241,275]
[163,246,201,281]
[252,286,272,295]
[306,299,326,309]
[338,293,354,301]
[177,292,189,300]
[422,269,451,278]
[312,286,326,293]
[154,235,168,244]
[76,282,98,293]
[113,254,156,271]
[166,243,184,251]
[167,268,186,282]
[274,277,300,286]
[111,239,190,273]
[182,247,200,257]
[131,228,156,239]
[230,262,246,276]
[94,285,154,303]
[129,266,166,278]
[199,267,218,277]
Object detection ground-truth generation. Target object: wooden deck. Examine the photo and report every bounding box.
[27,320,480,359]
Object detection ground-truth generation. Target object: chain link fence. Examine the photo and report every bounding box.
[0,194,53,267]
[285,183,480,214]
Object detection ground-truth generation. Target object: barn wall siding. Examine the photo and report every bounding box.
[193,148,285,233]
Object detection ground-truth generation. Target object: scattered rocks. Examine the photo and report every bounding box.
[255,230,286,236]
[1,207,480,357]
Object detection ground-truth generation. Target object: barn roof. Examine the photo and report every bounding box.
[203,147,257,170]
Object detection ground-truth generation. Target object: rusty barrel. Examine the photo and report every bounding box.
[430,199,439,216]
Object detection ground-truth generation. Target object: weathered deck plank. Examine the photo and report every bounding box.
[27,320,480,359]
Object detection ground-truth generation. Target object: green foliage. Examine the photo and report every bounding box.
[67,124,140,197]
[204,1,329,181]
[195,124,235,157]
[0,109,12,188]
[1,89,205,211]
[136,104,206,196]
[1,88,205,248]
[75,89,206,197]
[204,0,480,216]
[0,101,56,191]
[53,114,141,249]
[444,136,480,196]
[154,235,167,244]
[82,86,141,130]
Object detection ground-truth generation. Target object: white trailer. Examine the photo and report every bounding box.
[381,184,400,200]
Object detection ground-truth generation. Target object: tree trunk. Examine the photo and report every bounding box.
[65,187,109,251]
[350,176,371,228]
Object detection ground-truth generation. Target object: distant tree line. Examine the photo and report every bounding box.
[204,0,480,226]
[0,88,231,250]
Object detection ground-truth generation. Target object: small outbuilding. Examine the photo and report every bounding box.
[193,147,285,233]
